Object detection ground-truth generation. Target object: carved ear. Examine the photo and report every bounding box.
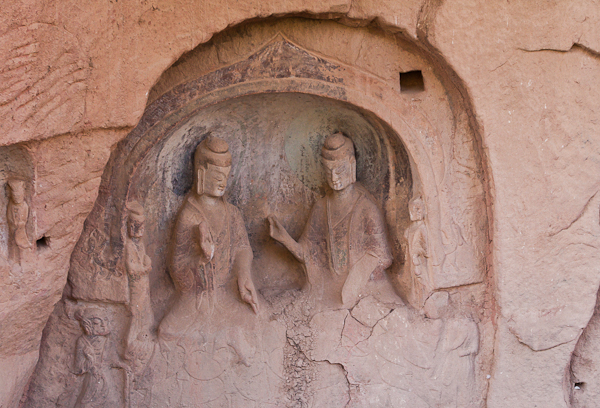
[197,169,205,195]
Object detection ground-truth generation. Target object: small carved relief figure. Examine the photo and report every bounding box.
[158,136,259,341]
[72,305,130,408]
[268,133,392,308]
[124,201,153,346]
[404,196,432,307]
[424,292,479,407]
[6,178,32,263]
[123,202,155,406]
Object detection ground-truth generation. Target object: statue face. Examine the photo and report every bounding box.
[201,163,231,197]
[9,183,25,204]
[322,157,355,191]
[409,201,424,221]
[128,217,145,238]
[84,316,109,336]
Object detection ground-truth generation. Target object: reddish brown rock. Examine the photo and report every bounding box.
[0,1,598,408]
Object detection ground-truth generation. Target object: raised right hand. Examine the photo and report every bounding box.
[268,215,287,244]
[198,221,215,262]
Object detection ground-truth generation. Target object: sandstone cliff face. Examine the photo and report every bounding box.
[0,1,599,408]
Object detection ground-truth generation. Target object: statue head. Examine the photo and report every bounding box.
[409,196,425,222]
[321,133,356,191]
[194,136,232,197]
[76,306,110,336]
[7,179,26,204]
[127,201,145,238]
[423,291,449,319]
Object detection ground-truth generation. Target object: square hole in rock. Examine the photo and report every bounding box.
[400,70,425,93]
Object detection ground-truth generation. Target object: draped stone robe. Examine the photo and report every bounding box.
[298,183,392,305]
[159,193,251,340]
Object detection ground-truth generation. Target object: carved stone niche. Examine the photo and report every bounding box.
[0,146,34,268]
[0,145,38,404]
[26,19,492,408]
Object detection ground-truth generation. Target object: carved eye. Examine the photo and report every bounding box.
[334,165,348,175]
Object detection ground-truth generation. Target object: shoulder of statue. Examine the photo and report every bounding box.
[76,335,91,348]
[180,194,206,218]
[223,201,242,219]
[312,195,327,211]
[224,200,241,213]
[353,184,380,212]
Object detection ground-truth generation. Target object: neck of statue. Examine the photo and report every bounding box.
[198,193,221,207]
[331,182,356,201]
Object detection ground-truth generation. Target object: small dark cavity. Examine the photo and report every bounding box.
[36,236,50,251]
[400,70,425,93]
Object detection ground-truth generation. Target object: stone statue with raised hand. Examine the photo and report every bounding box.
[159,136,259,341]
[268,133,392,308]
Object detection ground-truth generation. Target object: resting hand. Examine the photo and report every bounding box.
[238,277,259,314]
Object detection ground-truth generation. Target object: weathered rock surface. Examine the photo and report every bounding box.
[0,1,598,408]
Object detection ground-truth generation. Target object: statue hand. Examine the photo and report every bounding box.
[174,269,194,293]
[128,255,151,278]
[268,215,288,245]
[267,215,304,263]
[238,277,259,314]
[412,254,421,267]
[89,366,100,377]
[198,222,214,261]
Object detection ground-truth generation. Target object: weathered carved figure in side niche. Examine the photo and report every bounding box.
[268,133,392,308]
[72,305,130,408]
[424,292,479,407]
[405,196,432,307]
[158,136,259,341]
[6,178,32,264]
[123,201,156,406]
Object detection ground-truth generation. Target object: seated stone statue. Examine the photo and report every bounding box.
[268,133,393,307]
[158,136,259,341]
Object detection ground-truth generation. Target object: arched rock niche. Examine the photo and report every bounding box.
[129,93,412,298]
[0,145,34,262]
[26,19,492,408]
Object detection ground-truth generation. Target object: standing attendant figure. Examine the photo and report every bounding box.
[6,179,32,264]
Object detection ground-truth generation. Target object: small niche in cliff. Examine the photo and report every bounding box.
[400,70,424,93]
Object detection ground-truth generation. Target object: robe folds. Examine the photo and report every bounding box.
[159,194,251,340]
[299,183,392,304]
